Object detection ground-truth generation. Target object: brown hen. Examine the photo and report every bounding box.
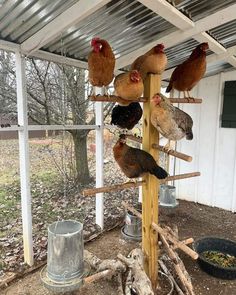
[88,37,115,95]
[113,134,168,179]
[114,70,144,105]
[166,42,209,98]
[131,44,167,80]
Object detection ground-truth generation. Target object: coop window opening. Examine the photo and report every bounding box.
[221,80,236,128]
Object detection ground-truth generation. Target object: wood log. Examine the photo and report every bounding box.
[118,249,154,295]
[159,259,184,295]
[160,235,195,295]
[170,98,202,104]
[84,269,113,284]
[89,95,148,103]
[82,180,145,196]
[152,223,198,260]
[122,201,142,219]
[173,238,194,249]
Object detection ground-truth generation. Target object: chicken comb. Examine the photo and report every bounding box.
[91,37,100,46]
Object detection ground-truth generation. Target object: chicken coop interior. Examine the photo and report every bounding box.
[1,0,236,294]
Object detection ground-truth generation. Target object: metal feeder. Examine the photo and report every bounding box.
[41,220,90,293]
[159,184,179,208]
[121,204,142,241]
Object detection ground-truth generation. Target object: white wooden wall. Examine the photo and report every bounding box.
[172,70,236,212]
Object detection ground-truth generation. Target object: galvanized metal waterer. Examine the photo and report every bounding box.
[41,220,90,293]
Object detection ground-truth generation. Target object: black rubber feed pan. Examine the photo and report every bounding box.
[193,237,236,280]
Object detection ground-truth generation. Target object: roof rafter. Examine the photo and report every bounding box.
[116,2,236,69]
[21,0,112,54]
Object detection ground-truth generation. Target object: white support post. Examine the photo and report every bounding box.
[15,52,33,266]
[95,94,104,229]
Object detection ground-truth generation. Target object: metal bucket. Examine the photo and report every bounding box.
[47,220,84,282]
[123,205,142,238]
[159,184,179,208]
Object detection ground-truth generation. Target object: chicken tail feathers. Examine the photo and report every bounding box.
[151,165,168,179]
[166,82,172,93]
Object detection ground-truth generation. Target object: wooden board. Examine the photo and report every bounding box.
[142,74,160,288]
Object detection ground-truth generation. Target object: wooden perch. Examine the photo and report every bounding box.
[161,172,200,183]
[83,172,200,196]
[151,223,198,260]
[89,95,148,103]
[83,180,145,196]
[122,201,142,219]
[152,144,192,162]
[126,135,192,162]
[170,98,202,104]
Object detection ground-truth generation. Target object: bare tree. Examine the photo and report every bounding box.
[0,50,113,184]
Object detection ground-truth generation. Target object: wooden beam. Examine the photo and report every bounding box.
[169,98,202,104]
[142,74,160,288]
[21,0,111,54]
[138,0,194,30]
[116,3,236,69]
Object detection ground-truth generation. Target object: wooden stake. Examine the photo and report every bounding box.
[170,98,202,104]
[89,95,148,104]
[142,74,160,289]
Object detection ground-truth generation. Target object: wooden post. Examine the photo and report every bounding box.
[142,74,160,288]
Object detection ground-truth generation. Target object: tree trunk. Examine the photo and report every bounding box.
[72,130,92,184]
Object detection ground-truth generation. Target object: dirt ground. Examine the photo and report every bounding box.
[2,200,236,295]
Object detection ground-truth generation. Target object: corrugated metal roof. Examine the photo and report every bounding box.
[0,0,235,78]
[0,0,78,43]
[171,0,236,22]
[209,19,236,48]
[43,0,175,60]
[205,61,233,77]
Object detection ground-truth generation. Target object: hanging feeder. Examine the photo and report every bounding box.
[159,184,179,208]
[41,220,90,293]
[121,203,142,241]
